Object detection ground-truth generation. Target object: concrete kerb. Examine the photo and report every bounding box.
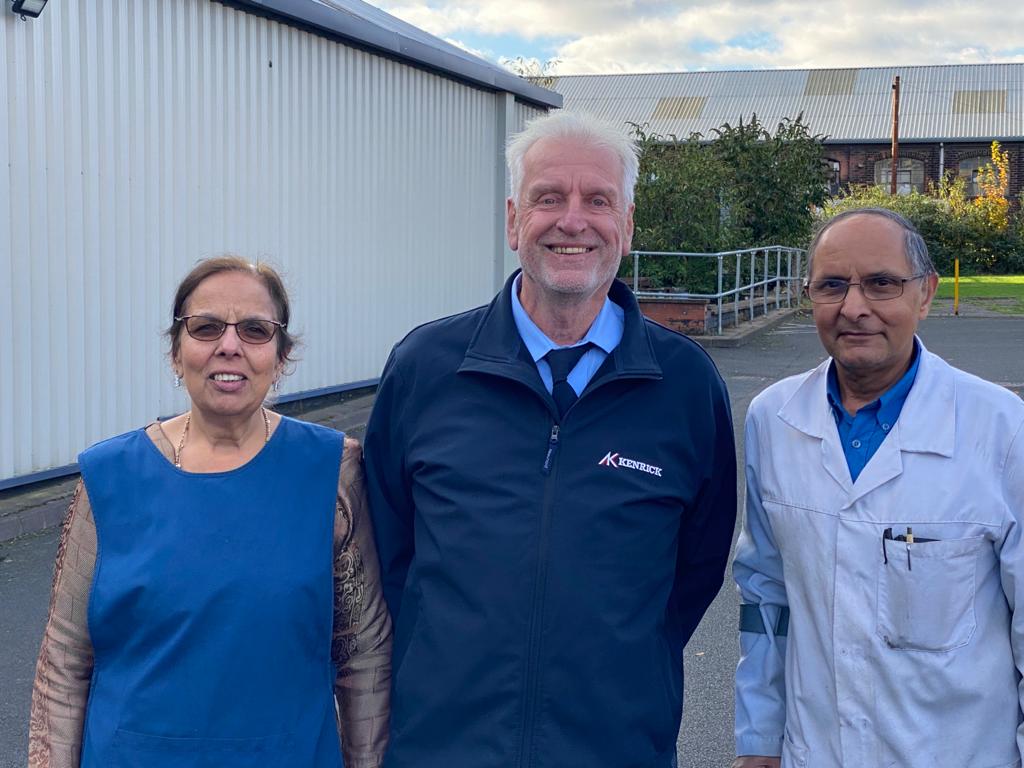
[689,306,804,348]
[0,497,73,544]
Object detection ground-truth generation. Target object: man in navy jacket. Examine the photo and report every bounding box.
[363,111,737,768]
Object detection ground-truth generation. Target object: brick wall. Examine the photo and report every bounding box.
[637,298,708,334]
[823,141,1023,202]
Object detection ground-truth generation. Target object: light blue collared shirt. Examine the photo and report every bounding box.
[826,340,921,483]
[510,275,624,396]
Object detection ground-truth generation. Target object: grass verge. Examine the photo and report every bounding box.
[936,275,1024,298]
[935,275,1024,314]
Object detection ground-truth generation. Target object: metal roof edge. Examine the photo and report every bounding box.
[554,62,1024,79]
[220,0,562,108]
[823,137,1024,145]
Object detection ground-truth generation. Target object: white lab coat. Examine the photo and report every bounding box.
[734,342,1024,768]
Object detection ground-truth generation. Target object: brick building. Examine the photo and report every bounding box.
[553,64,1024,201]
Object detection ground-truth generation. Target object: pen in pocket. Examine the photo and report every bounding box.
[882,527,934,570]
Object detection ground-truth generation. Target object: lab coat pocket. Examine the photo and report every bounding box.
[876,535,983,652]
[781,728,808,768]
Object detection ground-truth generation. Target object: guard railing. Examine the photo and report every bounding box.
[628,246,807,335]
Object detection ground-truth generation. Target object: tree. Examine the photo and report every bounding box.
[626,116,830,291]
[627,124,733,291]
[824,155,1024,275]
[501,57,560,89]
[711,115,831,249]
[974,141,1011,231]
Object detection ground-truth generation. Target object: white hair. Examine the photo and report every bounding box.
[506,110,640,206]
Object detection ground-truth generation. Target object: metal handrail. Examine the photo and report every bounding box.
[629,246,807,335]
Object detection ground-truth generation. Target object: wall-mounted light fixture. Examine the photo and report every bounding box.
[11,0,48,18]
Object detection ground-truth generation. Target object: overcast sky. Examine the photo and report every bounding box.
[367,0,1024,74]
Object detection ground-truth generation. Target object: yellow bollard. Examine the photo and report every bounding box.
[954,259,960,316]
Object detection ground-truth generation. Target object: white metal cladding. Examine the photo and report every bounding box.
[555,64,1024,142]
[513,99,547,133]
[0,0,542,484]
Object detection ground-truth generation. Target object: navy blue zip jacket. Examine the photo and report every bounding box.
[363,272,737,768]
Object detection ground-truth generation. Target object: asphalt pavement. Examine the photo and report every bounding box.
[1,310,1022,768]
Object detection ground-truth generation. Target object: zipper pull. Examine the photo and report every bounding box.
[542,425,560,475]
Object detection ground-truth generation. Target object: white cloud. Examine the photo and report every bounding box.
[443,37,493,60]
[375,0,662,40]
[368,0,1024,73]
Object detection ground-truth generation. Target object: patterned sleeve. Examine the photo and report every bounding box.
[28,482,97,768]
[333,437,393,768]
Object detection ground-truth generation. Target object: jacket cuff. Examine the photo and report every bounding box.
[735,735,783,758]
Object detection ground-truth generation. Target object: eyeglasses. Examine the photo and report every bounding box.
[176,315,285,345]
[805,274,927,304]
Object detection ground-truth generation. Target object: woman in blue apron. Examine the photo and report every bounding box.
[29,256,391,768]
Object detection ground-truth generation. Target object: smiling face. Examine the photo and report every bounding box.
[172,271,284,420]
[810,214,938,389]
[506,136,634,311]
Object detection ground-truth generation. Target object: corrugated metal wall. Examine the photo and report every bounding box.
[0,1,541,484]
[514,100,547,133]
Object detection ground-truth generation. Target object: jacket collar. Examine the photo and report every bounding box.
[777,337,956,503]
[458,270,663,382]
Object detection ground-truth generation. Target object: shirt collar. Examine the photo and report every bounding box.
[510,274,624,362]
[827,339,921,421]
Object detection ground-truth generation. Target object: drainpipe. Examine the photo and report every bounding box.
[939,142,945,180]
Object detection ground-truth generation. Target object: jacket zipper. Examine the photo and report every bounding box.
[519,422,561,767]
[541,425,560,475]
[456,366,652,767]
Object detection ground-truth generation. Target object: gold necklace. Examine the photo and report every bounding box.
[173,408,271,468]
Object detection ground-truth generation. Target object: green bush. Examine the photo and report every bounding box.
[823,177,1023,276]
[627,124,1022,285]
[628,133,728,291]
[626,116,829,292]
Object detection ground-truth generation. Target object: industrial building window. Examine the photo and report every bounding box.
[874,158,924,195]
[957,157,985,197]
[826,159,841,195]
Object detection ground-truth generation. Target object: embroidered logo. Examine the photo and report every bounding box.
[598,451,663,477]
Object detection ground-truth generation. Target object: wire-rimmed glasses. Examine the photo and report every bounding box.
[805,274,927,304]
[175,315,286,344]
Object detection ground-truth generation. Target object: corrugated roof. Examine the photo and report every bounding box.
[554,64,1024,142]
[226,0,561,108]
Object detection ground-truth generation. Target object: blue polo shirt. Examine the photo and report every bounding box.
[510,275,625,396]
[826,341,921,483]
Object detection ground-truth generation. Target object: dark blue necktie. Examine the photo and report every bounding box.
[545,343,593,418]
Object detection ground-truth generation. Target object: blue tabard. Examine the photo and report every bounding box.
[77,416,345,768]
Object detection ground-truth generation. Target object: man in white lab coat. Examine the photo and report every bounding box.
[732,207,1024,768]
